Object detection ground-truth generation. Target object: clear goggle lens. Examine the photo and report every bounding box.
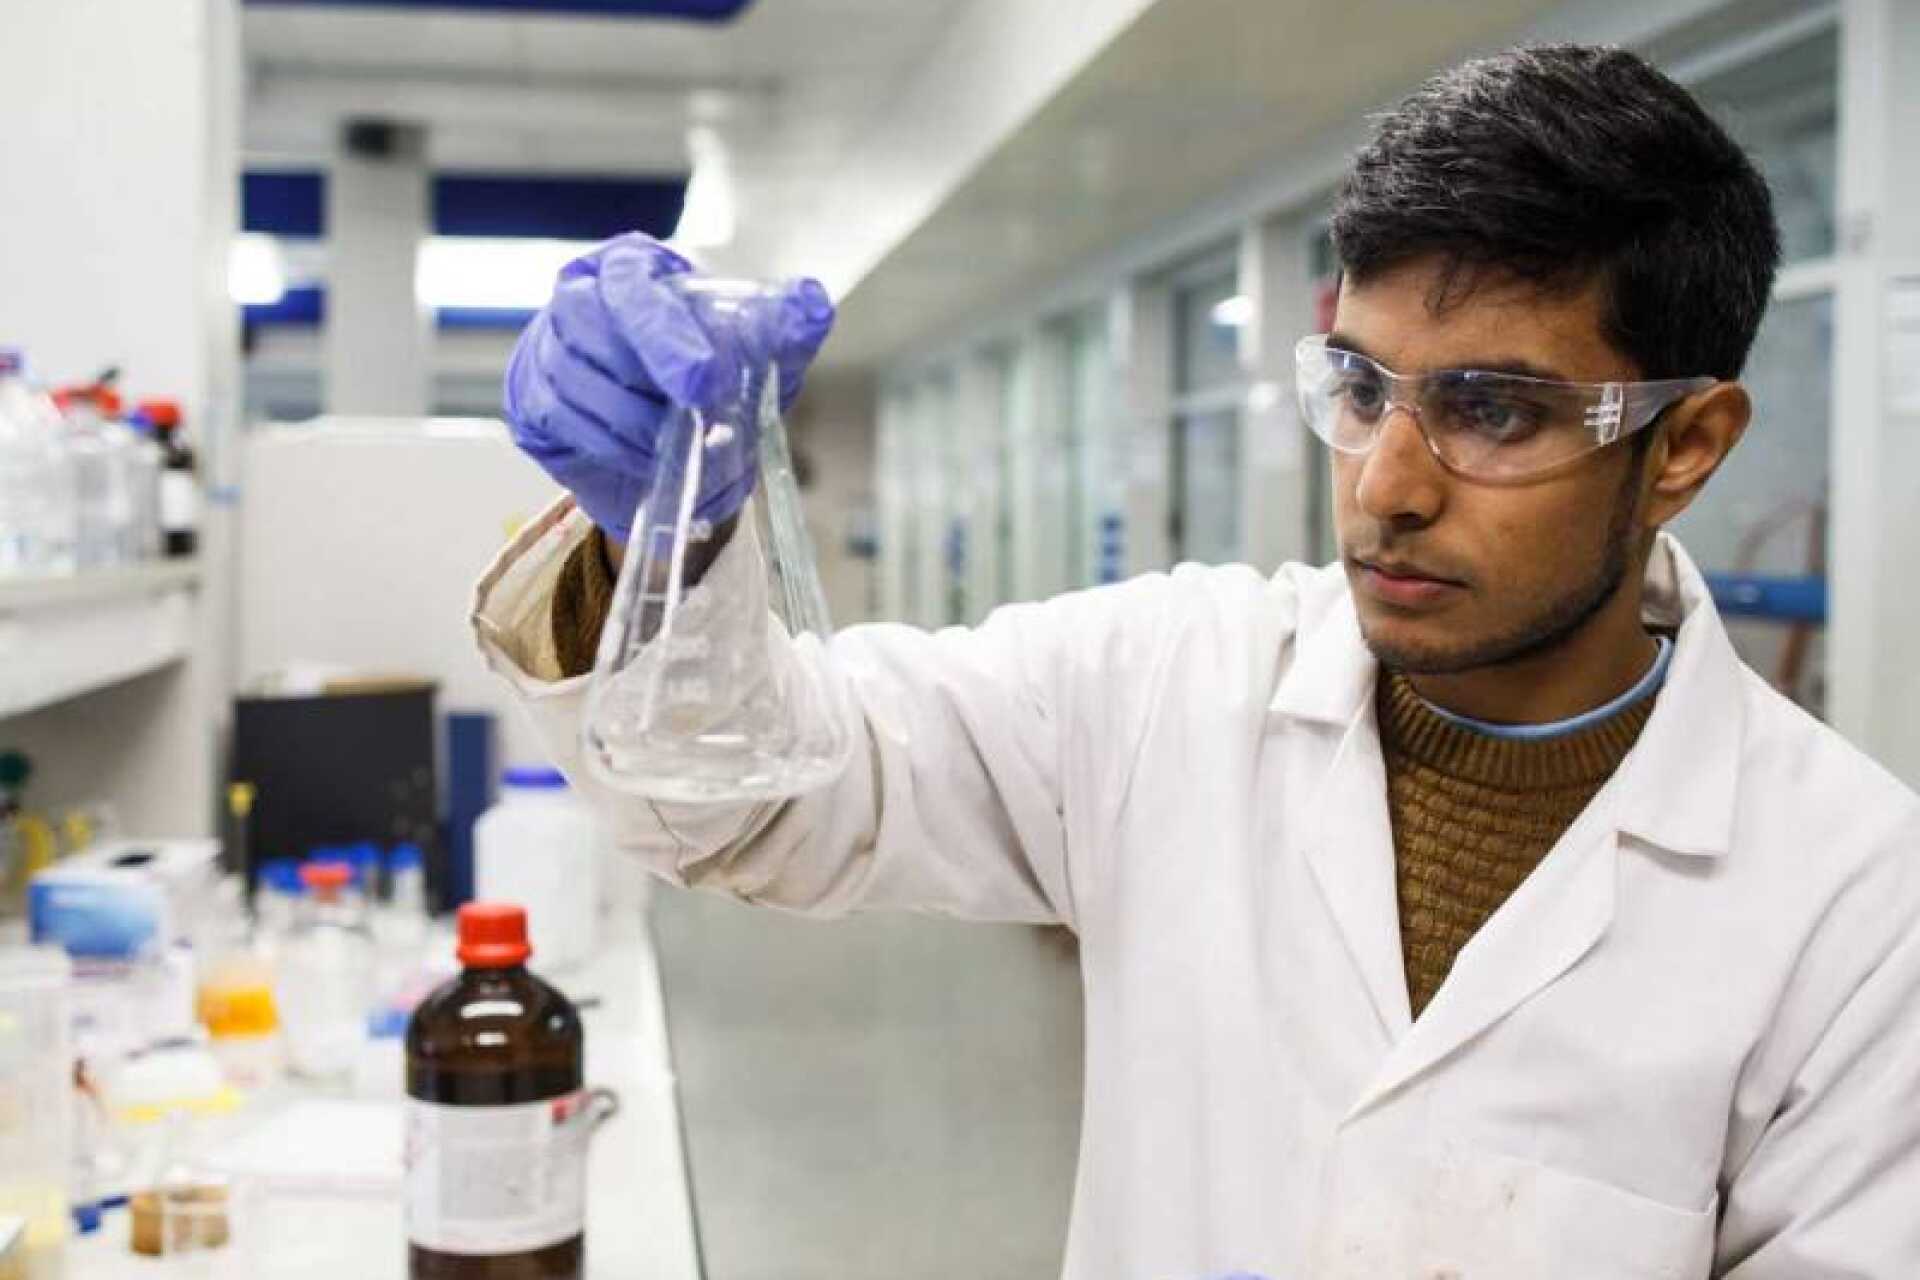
[1294,336,1712,482]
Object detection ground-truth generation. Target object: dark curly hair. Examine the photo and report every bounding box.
[1331,44,1781,381]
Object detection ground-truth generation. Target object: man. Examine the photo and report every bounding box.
[476,44,1920,1279]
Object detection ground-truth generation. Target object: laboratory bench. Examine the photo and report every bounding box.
[64,933,701,1279]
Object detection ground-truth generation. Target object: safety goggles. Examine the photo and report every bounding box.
[1294,335,1716,484]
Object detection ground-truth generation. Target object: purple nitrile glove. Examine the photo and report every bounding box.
[502,232,835,544]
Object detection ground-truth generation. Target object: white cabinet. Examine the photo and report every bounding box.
[0,563,200,719]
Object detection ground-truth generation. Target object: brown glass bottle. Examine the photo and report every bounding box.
[406,903,586,1279]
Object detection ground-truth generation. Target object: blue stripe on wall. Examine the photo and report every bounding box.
[244,171,327,237]
[433,173,686,240]
[246,0,754,20]
[243,170,687,241]
[244,285,327,328]
[437,307,539,332]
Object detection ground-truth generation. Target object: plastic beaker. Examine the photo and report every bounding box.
[0,945,73,1280]
[580,276,851,804]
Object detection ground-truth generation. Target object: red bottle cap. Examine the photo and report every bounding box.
[299,860,352,890]
[137,399,182,429]
[457,902,532,968]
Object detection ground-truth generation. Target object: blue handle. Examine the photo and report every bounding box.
[1704,573,1826,624]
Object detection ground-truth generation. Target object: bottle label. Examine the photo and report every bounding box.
[160,471,198,531]
[405,1091,592,1255]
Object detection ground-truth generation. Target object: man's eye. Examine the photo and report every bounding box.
[1337,374,1387,417]
[1445,392,1544,441]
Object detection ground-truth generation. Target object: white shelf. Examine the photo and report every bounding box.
[0,559,200,612]
[0,561,201,719]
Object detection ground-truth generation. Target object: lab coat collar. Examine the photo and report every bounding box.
[1606,534,1744,860]
[1270,533,1743,860]
[1268,570,1374,726]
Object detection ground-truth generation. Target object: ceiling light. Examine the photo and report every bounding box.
[1209,295,1255,328]
[229,234,287,306]
[1246,381,1283,413]
[414,237,598,311]
[670,126,737,252]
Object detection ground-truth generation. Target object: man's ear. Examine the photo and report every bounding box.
[1642,383,1751,528]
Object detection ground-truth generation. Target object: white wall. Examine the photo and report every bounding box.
[1828,0,1920,783]
[244,327,521,422]
[325,124,433,417]
[236,420,565,779]
[787,372,880,629]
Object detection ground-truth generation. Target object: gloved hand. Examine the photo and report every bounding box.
[503,232,835,543]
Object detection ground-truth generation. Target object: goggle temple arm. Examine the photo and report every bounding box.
[1585,383,1626,446]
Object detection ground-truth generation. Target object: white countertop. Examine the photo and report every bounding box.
[66,929,702,1279]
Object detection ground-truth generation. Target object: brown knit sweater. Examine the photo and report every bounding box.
[552,541,1656,1016]
[1378,670,1656,1017]
[553,531,620,677]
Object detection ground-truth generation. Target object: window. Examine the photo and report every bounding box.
[1672,24,1839,713]
[1695,28,1838,264]
[1304,219,1339,566]
[876,387,915,622]
[977,347,1018,612]
[1037,306,1113,593]
[1170,255,1244,564]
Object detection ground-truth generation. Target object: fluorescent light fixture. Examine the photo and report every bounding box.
[414,237,598,311]
[670,126,737,251]
[1209,294,1255,328]
[229,234,287,306]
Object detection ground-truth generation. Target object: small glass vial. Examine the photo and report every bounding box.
[277,860,374,1086]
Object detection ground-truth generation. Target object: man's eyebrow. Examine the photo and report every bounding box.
[1322,331,1573,384]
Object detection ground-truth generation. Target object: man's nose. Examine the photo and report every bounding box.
[1352,403,1446,528]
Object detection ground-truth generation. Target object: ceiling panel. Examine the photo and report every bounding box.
[245,0,963,78]
[247,8,521,69]
[241,0,971,259]
[825,0,1568,366]
[247,0,755,19]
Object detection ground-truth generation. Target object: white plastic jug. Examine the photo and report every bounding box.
[473,767,601,973]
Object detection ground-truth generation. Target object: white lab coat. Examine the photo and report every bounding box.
[473,497,1920,1280]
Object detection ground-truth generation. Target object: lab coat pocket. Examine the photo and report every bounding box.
[1419,1145,1717,1280]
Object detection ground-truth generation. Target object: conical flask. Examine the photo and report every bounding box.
[580,276,852,804]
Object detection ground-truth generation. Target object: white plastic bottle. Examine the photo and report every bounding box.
[101,413,145,565]
[371,842,431,993]
[124,413,163,562]
[474,767,601,974]
[0,349,75,576]
[61,391,123,570]
[277,860,374,1085]
[26,375,79,575]
[0,350,38,576]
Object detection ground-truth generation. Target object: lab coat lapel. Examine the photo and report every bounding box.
[1349,806,1618,1118]
[1304,710,1414,1041]
[1283,588,1414,1042]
